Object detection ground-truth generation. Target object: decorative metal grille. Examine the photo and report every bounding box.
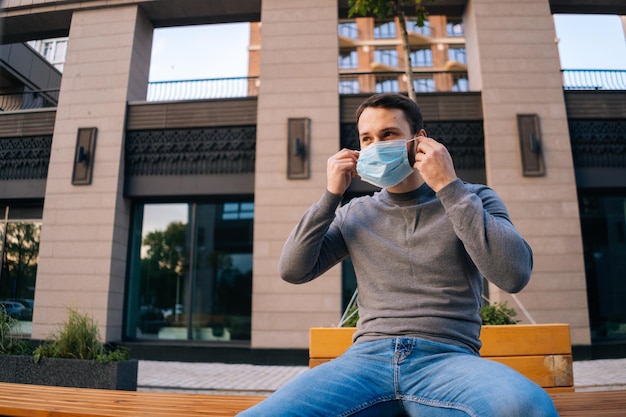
[125,126,256,176]
[340,121,485,170]
[569,120,626,168]
[0,136,52,180]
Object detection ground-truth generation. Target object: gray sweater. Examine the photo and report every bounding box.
[278,179,533,353]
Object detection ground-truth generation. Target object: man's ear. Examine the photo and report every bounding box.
[418,129,427,138]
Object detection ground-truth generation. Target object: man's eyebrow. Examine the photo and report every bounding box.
[359,127,400,138]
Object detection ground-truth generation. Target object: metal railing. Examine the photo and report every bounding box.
[562,69,626,90]
[0,89,59,112]
[339,71,470,94]
[147,76,259,101]
[1,70,624,111]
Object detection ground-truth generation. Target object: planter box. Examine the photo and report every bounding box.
[0,355,138,390]
[309,324,573,393]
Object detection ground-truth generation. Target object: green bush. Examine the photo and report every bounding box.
[480,301,518,325]
[0,306,32,355]
[33,308,129,363]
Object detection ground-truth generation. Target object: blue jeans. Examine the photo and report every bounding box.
[238,337,558,416]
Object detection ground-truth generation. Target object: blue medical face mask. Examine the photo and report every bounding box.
[356,138,417,188]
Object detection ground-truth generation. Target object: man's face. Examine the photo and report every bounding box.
[358,106,419,165]
[358,107,413,149]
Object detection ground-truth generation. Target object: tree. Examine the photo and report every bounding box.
[348,0,431,103]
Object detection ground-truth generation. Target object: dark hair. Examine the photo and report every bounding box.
[355,93,424,135]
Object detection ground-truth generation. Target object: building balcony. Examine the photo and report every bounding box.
[0,70,624,111]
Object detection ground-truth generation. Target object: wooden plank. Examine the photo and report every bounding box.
[309,327,356,358]
[0,383,265,417]
[550,390,626,417]
[478,324,571,357]
[310,324,573,360]
[2,383,625,416]
[485,354,573,388]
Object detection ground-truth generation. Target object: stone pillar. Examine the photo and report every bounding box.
[463,0,590,345]
[252,0,341,348]
[32,6,153,342]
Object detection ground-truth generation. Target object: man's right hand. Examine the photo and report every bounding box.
[326,148,359,196]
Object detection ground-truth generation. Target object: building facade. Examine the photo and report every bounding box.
[1,0,626,363]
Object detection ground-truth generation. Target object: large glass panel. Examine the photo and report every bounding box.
[413,76,435,92]
[338,21,358,39]
[375,77,399,93]
[448,47,466,64]
[407,20,430,36]
[374,48,399,67]
[410,48,432,67]
[374,20,396,39]
[579,191,626,341]
[339,49,358,69]
[0,209,41,337]
[446,18,464,37]
[126,201,253,342]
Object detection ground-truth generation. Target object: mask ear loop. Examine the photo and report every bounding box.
[407,137,419,165]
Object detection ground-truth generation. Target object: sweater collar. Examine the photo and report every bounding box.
[382,183,433,204]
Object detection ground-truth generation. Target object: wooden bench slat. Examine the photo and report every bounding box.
[478,324,572,356]
[0,382,264,417]
[550,390,626,416]
[486,354,573,388]
[1,382,626,416]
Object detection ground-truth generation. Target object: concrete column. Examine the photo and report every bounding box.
[464,0,590,345]
[252,0,341,348]
[32,6,153,342]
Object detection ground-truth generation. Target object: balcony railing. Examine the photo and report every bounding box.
[147,76,259,101]
[339,71,470,94]
[1,70,625,111]
[0,89,59,112]
[562,69,626,90]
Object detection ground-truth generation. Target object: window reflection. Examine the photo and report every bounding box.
[0,206,41,337]
[579,192,626,341]
[127,201,253,342]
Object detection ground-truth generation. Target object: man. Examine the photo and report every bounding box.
[240,93,558,416]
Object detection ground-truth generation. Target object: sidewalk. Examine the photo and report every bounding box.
[137,358,626,395]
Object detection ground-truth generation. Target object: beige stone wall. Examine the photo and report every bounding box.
[464,0,590,344]
[252,0,341,348]
[32,6,152,341]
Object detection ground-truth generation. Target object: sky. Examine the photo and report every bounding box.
[148,14,626,82]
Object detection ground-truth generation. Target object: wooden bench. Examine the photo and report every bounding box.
[310,324,575,393]
[1,382,625,416]
[2,380,626,416]
[0,382,265,416]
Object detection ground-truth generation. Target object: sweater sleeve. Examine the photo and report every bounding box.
[436,179,533,293]
[278,190,349,284]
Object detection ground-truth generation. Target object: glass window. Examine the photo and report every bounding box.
[413,76,435,92]
[452,76,469,92]
[339,49,358,69]
[410,48,432,67]
[125,201,253,342]
[448,47,466,64]
[447,18,464,37]
[407,19,430,36]
[579,191,626,341]
[339,79,359,94]
[42,41,54,61]
[374,20,396,39]
[338,21,358,39]
[375,77,399,93]
[374,48,398,67]
[0,204,42,337]
[53,40,67,62]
